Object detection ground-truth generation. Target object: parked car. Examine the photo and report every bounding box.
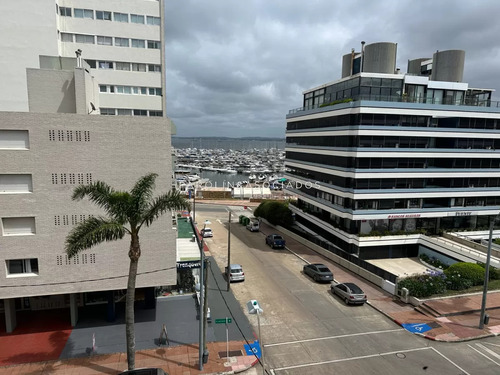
[201,228,213,238]
[246,219,260,232]
[118,368,168,375]
[303,263,333,282]
[225,264,245,282]
[265,234,286,249]
[331,282,367,305]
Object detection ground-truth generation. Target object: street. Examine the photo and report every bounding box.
[196,203,500,375]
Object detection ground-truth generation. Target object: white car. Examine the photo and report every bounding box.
[201,228,213,238]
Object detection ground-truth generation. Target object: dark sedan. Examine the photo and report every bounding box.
[331,282,367,305]
[303,263,333,282]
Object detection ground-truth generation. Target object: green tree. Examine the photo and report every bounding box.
[65,173,190,370]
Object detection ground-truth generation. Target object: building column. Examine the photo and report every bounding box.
[69,293,78,327]
[4,298,17,333]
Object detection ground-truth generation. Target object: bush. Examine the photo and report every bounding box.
[419,253,449,270]
[445,269,473,290]
[254,200,293,227]
[478,263,500,280]
[444,262,485,286]
[398,271,447,298]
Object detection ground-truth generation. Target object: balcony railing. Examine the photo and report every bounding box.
[289,94,500,115]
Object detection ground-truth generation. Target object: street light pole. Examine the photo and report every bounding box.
[198,233,204,370]
[227,210,231,292]
[479,218,494,328]
[202,258,209,362]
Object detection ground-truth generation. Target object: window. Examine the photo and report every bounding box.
[6,259,39,276]
[117,109,133,116]
[149,88,162,96]
[59,7,72,17]
[116,86,132,94]
[61,33,73,42]
[131,39,145,48]
[115,62,130,71]
[114,12,129,22]
[115,37,129,47]
[100,108,115,115]
[147,40,160,49]
[96,10,112,21]
[133,109,148,116]
[99,85,107,93]
[0,174,33,193]
[148,64,161,72]
[140,87,147,95]
[2,217,36,235]
[75,34,94,44]
[98,61,114,69]
[132,63,146,72]
[97,36,113,46]
[146,16,161,25]
[74,8,93,19]
[86,59,96,68]
[149,110,163,117]
[131,14,144,24]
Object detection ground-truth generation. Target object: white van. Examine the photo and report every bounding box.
[246,219,260,232]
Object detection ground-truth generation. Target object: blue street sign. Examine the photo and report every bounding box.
[402,323,432,334]
[244,340,261,358]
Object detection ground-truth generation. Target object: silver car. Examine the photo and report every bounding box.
[225,264,245,282]
[331,282,367,305]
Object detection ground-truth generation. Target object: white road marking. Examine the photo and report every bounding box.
[484,342,500,348]
[430,347,471,375]
[467,343,500,366]
[271,346,431,372]
[217,219,223,224]
[264,328,404,348]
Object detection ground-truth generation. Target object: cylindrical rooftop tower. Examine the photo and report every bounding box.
[407,58,430,75]
[430,49,465,82]
[363,42,397,74]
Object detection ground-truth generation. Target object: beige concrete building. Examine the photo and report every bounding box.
[0,0,175,333]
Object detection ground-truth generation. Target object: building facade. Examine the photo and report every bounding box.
[0,0,174,333]
[285,42,500,260]
[1,0,165,117]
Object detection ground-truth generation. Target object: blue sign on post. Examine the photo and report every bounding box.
[244,340,261,358]
[402,323,432,334]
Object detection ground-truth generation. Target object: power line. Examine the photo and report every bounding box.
[0,265,177,289]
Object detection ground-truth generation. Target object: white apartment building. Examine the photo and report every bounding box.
[0,1,175,333]
[1,0,165,117]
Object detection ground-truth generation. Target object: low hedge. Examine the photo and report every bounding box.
[443,262,485,286]
[397,271,447,298]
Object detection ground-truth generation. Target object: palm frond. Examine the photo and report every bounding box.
[65,216,127,258]
[72,181,115,212]
[140,190,191,228]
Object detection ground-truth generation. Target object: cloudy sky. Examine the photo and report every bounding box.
[165,0,500,138]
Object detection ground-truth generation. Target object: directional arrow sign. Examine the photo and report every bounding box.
[215,318,232,324]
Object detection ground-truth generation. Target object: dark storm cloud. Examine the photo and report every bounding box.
[165,0,500,138]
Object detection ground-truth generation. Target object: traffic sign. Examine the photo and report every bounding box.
[215,318,232,324]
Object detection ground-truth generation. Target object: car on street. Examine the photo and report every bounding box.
[118,368,168,375]
[225,264,245,282]
[201,228,213,238]
[303,263,333,282]
[265,234,286,249]
[331,282,367,305]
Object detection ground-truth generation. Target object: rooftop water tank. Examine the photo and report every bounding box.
[430,50,465,82]
[363,42,397,74]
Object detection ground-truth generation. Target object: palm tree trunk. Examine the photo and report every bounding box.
[126,233,141,370]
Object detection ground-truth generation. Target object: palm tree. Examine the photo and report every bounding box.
[65,173,190,370]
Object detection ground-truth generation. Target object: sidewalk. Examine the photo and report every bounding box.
[0,340,259,375]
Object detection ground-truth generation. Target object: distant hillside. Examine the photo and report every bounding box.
[172,137,285,150]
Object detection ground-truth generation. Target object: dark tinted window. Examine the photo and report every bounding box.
[346,283,363,293]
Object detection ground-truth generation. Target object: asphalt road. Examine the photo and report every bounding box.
[197,204,500,375]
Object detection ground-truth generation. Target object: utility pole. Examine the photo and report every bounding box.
[227,210,231,292]
[202,258,210,362]
[479,218,494,328]
[198,233,204,370]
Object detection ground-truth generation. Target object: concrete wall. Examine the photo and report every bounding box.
[27,69,77,113]
[0,111,175,299]
[0,0,59,111]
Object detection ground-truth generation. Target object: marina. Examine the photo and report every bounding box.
[173,146,289,196]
